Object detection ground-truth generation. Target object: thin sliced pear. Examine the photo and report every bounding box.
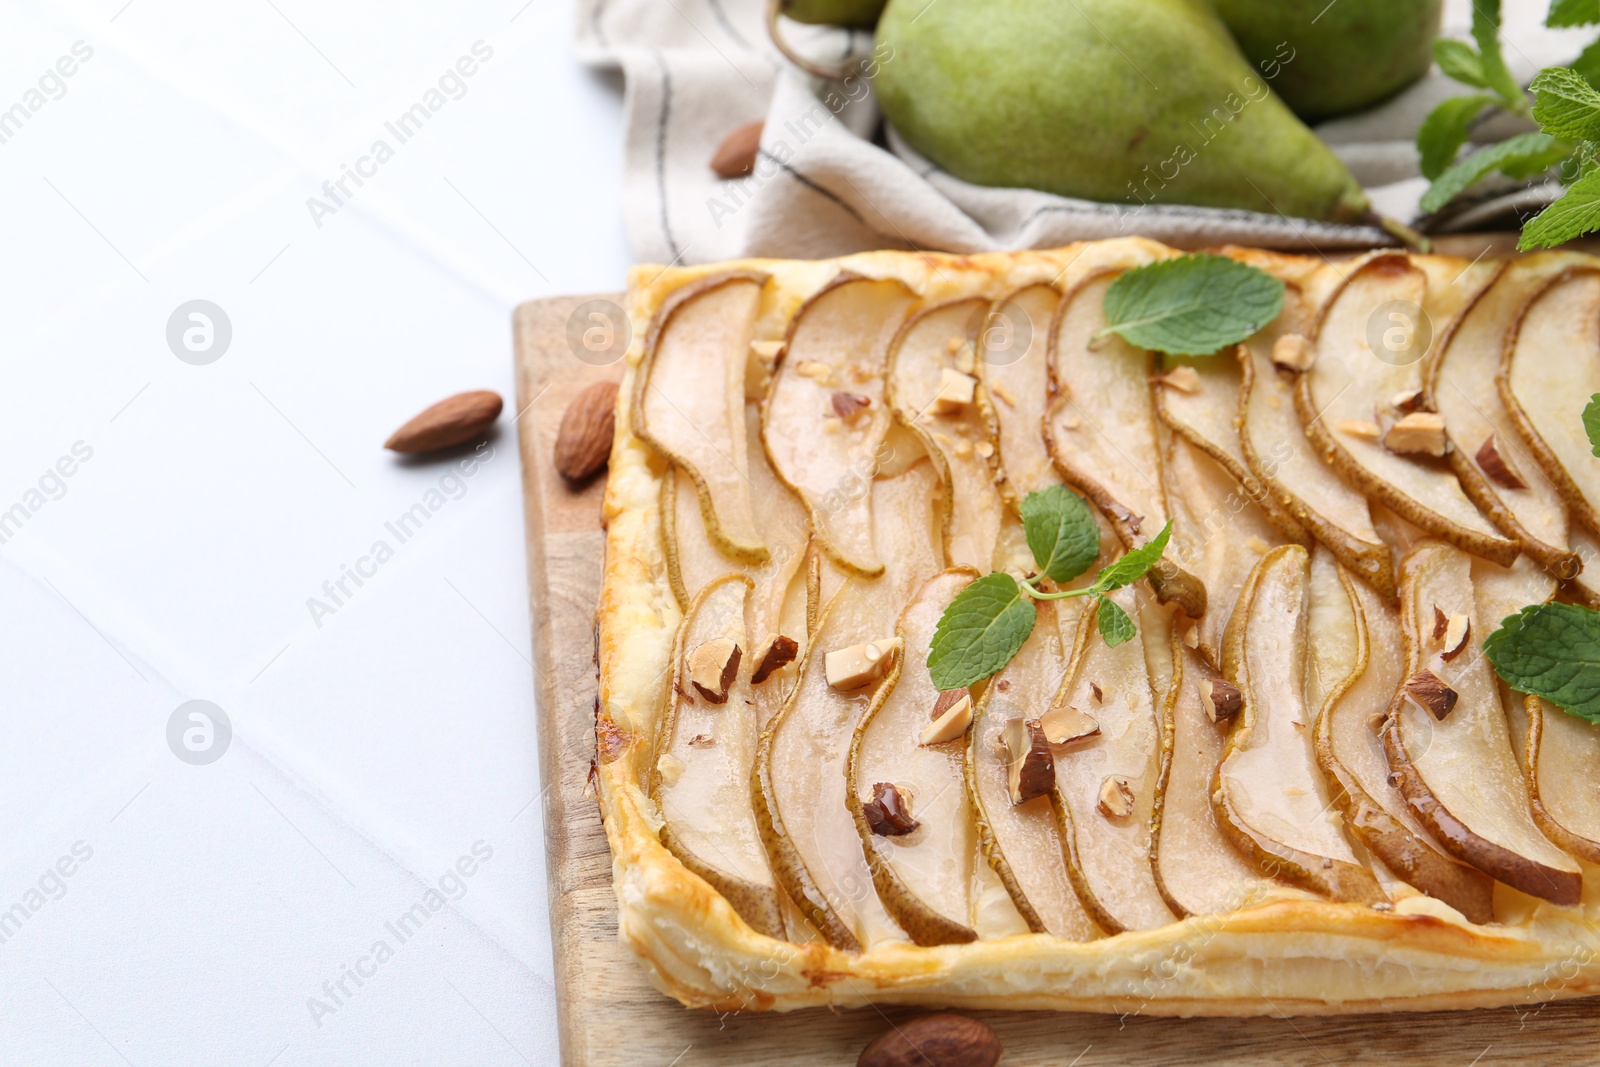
[1152,632,1286,917]
[978,284,1062,502]
[1500,265,1600,540]
[1429,255,1584,579]
[1047,272,1205,618]
[763,274,920,577]
[754,460,945,950]
[1298,255,1517,565]
[967,599,1101,939]
[1216,545,1384,904]
[888,300,1004,571]
[653,574,785,938]
[1237,292,1394,597]
[1308,549,1495,922]
[1163,433,1287,666]
[1384,541,1582,905]
[848,569,1007,946]
[636,270,770,560]
[664,407,814,699]
[1155,351,1305,543]
[1526,695,1600,864]
[1047,588,1176,933]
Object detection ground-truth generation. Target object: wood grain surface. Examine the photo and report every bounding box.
[514,288,1600,1067]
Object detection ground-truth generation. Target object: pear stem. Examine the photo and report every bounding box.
[766,0,855,81]
[1371,212,1432,254]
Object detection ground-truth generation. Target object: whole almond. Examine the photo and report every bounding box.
[710,120,763,179]
[858,1013,1001,1067]
[385,390,502,454]
[554,380,619,481]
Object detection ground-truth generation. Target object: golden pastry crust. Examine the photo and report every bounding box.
[593,240,1600,1015]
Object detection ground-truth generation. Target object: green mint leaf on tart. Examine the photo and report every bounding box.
[1020,485,1100,584]
[1416,94,1497,180]
[1531,66,1600,141]
[1096,255,1285,357]
[1587,394,1600,456]
[1090,520,1174,594]
[1423,132,1570,215]
[1520,166,1600,249]
[1095,596,1136,648]
[1486,602,1600,723]
[927,572,1037,690]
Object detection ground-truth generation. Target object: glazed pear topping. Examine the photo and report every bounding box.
[687,638,741,704]
[1405,669,1458,721]
[920,691,975,746]
[825,638,901,690]
[862,782,920,836]
[751,634,799,684]
[1002,718,1054,806]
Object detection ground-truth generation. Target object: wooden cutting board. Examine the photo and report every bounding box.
[514,290,1600,1067]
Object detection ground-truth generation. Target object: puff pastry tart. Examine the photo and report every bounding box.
[592,238,1600,1015]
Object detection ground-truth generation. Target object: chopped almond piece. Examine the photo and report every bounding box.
[921,690,974,745]
[830,391,871,420]
[1039,703,1100,746]
[656,752,686,786]
[931,368,977,414]
[1200,678,1243,722]
[1271,332,1314,372]
[794,359,834,385]
[1390,388,1425,412]
[1475,434,1528,490]
[824,638,900,690]
[686,638,741,704]
[862,782,919,836]
[953,341,977,375]
[1335,419,1381,441]
[1159,365,1202,394]
[751,634,799,684]
[989,379,1017,407]
[1440,613,1470,661]
[1097,775,1135,819]
[1432,605,1449,641]
[749,339,785,365]
[1001,718,1054,805]
[1382,412,1449,457]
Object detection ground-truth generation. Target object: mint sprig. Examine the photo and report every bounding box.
[926,486,1172,689]
[1584,393,1600,455]
[1095,255,1285,358]
[1486,602,1600,723]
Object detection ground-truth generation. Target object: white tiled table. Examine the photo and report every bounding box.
[0,3,624,1063]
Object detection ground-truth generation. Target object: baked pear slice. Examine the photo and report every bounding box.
[887,299,1004,571]
[1215,545,1385,904]
[967,599,1101,939]
[1046,270,1206,618]
[763,273,920,577]
[1297,254,1517,566]
[1525,695,1600,864]
[978,284,1062,502]
[1047,589,1177,933]
[1164,433,1288,667]
[1384,541,1582,905]
[1151,632,1286,917]
[848,569,1024,945]
[754,460,944,950]
[1237,296,1393,598]
[652,574,785,939]
[1307,548,1495,922]
[1428,255,1584,580]
[1500,264,1600,540]
[636,270,770,561]
[1154,350,1305,544]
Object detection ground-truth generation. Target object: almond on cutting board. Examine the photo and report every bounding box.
[553,380,619,481]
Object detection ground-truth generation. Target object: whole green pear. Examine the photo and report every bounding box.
[780,0,887,27]
[1210,0,1441,122]
[873,0,1369,223]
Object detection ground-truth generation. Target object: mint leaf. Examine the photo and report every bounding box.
[1549,0,1600,28]
[927,572,1037,690]
[1020,485,1100,584]
[1421,132,1569,213]
[1520,166,1600,248]
[1473,0,1526,110]
[1098,255,1285,357]
[1417,94,1496,180]
[1434,39,1487,88]
[1091,520,1174,594]
[1485,602,1600,723]
[1585,394,1600,455]
[1096,596,1136,648]
[1532,66,1600,141]
[1572,37,1600,90]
